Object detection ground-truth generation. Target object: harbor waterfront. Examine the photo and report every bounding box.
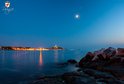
[0,45,64,51]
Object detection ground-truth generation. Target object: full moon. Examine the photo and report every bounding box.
[75,14,80,19]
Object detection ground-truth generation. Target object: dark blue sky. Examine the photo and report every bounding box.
[0,0,124,48]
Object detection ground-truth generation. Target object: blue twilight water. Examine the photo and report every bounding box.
[0,49,87,84]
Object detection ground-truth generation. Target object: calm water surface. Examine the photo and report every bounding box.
[0,49,86,84]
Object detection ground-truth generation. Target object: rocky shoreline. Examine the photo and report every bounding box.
[30,47,124,84]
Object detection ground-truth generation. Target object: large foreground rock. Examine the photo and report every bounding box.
[78,47,124,68]
[78,47,124,81]
[79,52,94,67]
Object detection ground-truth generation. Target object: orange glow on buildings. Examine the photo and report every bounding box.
[11,47,48,51]
[12,47,36,51]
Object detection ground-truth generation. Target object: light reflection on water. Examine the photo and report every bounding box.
[0,49,86,84]
[54,50,58,63]
[39,51,43,66]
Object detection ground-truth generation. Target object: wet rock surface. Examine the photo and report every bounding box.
[30,76,65,84]
[30,68,124,84]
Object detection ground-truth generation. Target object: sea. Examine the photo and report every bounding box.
[0,49,88,84]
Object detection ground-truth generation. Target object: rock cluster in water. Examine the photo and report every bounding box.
[30,47,124,84]
[79,47,124,67]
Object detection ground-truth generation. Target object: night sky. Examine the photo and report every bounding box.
[0,0,124,48]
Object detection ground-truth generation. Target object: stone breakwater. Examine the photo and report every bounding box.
[30,47,124,84]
